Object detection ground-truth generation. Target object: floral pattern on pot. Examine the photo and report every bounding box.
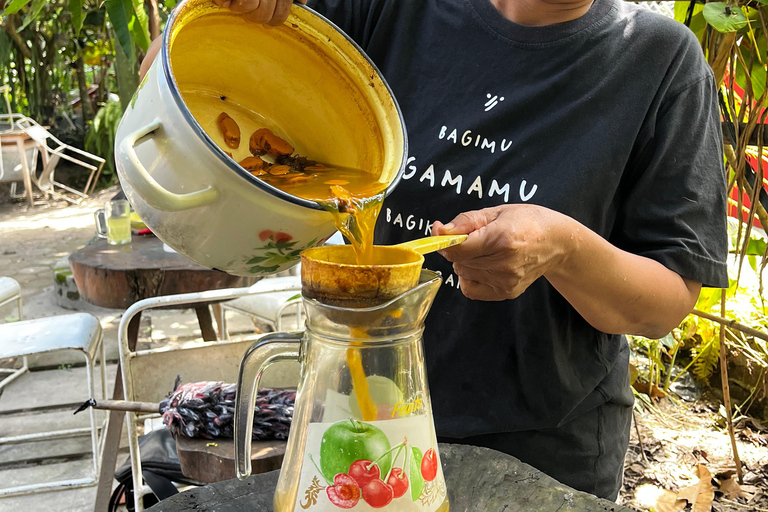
[245,231,317,274]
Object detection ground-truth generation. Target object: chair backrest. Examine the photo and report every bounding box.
[0,140,39,183]
[19,121,52,149]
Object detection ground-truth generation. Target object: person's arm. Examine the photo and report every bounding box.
[434,205,701,339]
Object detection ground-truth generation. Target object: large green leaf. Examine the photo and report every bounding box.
[2,0,32,15]
[674,1,704,24]
[20,0,46,30]
[746,236,767,256]
[106,0,135,64]
[68,0,85,35]
[703,3,748,33]
[131,0,151,51]
[734,54,765,99]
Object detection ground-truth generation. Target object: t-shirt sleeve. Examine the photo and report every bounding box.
[304,0,385,49]
[610,69,729,288]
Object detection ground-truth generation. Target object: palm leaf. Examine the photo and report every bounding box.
[68,0,85,34]
[105,0,135,64]
[130,0,151,51]
[20,0,46,30]
[3,0,32,15]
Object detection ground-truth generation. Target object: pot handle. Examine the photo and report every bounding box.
[235,331,302,480]
[121,119,219,211]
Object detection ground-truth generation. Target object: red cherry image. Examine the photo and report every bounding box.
[326,473,360,509]
[387,467,409,498]
[361,479,394,508]
[421,448,438,482]
[348,459,380,487]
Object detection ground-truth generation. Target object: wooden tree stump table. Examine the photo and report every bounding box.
[148,444,633,512]
[69,235,256,511]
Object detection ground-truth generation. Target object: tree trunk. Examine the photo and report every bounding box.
[113,32,140,112]
[147,0,161,40]
[75,54,94,125]
[3,14,31,59]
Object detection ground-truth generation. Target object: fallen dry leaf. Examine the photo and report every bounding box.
[717,474,746,499]
[677,464,715,512]
[633,380,667,399]
[635,484,686,512]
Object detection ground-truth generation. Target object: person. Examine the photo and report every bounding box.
[142,0,728,500]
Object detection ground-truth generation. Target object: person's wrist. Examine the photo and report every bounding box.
[545,211,581,280]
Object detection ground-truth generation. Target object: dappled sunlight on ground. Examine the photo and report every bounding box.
[620,397,768,511]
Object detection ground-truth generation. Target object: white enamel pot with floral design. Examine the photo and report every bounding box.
[114,0,406,276]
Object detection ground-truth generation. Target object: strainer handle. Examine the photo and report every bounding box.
[235,332,302,480]
[120,119,219,211]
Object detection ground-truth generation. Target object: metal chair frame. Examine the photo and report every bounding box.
[221,294,304,335]
[117,281,302,512]
[15,117,106,202]
[0,314,107,498]
[0,278,25,392]
[0,113,39,201]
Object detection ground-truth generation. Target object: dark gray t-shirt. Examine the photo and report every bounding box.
[307,0,728,437]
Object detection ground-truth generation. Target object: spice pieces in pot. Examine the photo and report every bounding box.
[216,112,241,149]
[216,112,386,202]
[250,128,294,157]
[239,156,268,175]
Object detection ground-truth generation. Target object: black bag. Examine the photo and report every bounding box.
[109,428,198,512]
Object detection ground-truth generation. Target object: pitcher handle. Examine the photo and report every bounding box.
[235,331,302,480]
[119,119,219,211]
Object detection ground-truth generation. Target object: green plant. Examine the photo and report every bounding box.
[85,98,123,184]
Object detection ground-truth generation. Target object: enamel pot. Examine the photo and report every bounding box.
[114,0,406,276]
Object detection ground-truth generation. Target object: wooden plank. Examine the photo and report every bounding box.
[176,437,285,484]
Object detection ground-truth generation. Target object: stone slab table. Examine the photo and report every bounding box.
[148,444,633,512]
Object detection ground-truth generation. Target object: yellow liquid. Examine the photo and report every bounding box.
[106,217,131,245]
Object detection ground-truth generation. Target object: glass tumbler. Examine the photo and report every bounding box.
[105,199,131,245]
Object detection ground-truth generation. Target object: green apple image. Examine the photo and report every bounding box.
[320,419,392,483]
[349,375,404,419]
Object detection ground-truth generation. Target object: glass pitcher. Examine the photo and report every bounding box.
[235,270,449,512]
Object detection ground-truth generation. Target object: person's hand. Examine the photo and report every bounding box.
[213,0,306,25]
[433,205,576,301]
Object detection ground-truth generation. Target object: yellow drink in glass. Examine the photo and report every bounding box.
[106,216,131,245]
[106,200,132,245]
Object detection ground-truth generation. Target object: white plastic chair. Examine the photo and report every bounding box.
[15,117,105,203]
[220,275,303,334]
[0,277,26,391]
[0,312,107,497]
[116,281,302,511]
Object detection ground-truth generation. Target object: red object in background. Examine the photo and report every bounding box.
[137,228,153,235]
[723,75,766,229]
[727,154,766,229]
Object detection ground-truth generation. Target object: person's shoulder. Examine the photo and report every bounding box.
[611,3,711,80]
[615,3,699,50]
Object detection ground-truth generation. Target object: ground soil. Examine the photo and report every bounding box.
[620,392,768,512]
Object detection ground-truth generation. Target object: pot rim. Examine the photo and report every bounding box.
[161,1,407,212]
